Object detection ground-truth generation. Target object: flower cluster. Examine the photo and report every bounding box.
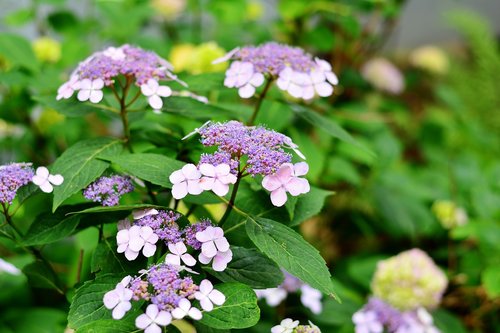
[0,163,34,204]
[272,318,321,333]
[431,200,468,229]
[255,270,323,314]
[83,175,134,206]
[172,121,310,206]
[56,44,180,110]
[116,210,233,271]
[103,265,225,331]
[215,42,338,99]
[353,297,440,333]
[371,249,448,311]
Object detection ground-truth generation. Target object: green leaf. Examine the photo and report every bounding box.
[179,73,226,91]
[161,96,238,120]
[75,320,138,333]
[33,95,105,117]
[52,138,123,212]
[22,214,80,246]
[290,187,334,226]
[0,33,38,71]
[105,153,184,188]
[68,274,124,329]
[482,265,500,298]
[193,322,229,333]
[291,104,372,154]
[199,282,260,329]
[22,260,63,293]
[246,216,338,300]
[204,247,284,289]
[4,9,34,26]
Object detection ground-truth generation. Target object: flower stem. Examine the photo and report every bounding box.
[247,79,273,126]
[219,171,242,226]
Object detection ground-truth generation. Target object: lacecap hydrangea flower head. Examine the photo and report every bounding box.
[56,44,182,111]
[214,42,338,99]
[371,248,448,311]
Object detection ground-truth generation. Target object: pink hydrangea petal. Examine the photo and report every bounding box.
[165,254,181,266]
[198,253,211,265]
[178,298,191,311]
[209,289,226,305]
[199,279,213,294]
[276,163,294,181]
[293,162,309,176]
[212,253,230,271]
[169,170,185,184]
[35,166,49,178]
[224,76,237,88]
[288,83,304,98]
[212,227,224,238]
[187,180,203,195]
[39,181,54,193]
[140,226,154,239]
[141,83,155,96]
[325,71,339,85]
[148,95,163,109]
[171,308,186,320]
[285,177,307,196]
[116,229,129,244]
[212,180,229,196]
[145,325,161,333]
[200,298,213,312]
[219,173,237,185]
[156,85,172,98]
[145,304,159,320]
[128,236,145,252]
[199,163,216,177]
[103,290,120,309]
[77,89,91,101]
[188,307,202,320]
[155,311,172,326]
[270,187,288,207]
[201,241,217,258]
[214,163,230,176]
[48,174,64,185]
[31,175,46,186]
[302,85,315,100]
[181,253,197,266]
[171,182,188,199]
[250,72,265,87]
[79,79,92,90]
[92,78,104,89]
[182,164,201,179]
[142,242,156,257]
[315,82,333,97]
[196,229,211,243]
[199,176,216,191]
[238,84,255,98]
[174,242,187,254]
[147,79,159,91]
[89,90,103,103]
[124,248,140,261]
[112,301,131,319]
[214,237,230,252]
[117,243,128,253]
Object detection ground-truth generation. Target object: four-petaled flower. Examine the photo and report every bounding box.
[165,241,196,267]
[224,61,264,98]
[77,78,104,103]
[169,164,202,199]
[103,282,133,320]
[194,279,226,311]
[31,166,64,193]
[271,318,300,333]
[262,162,310,207]
[135,304,172,333]
[196,226,230,258]
[199,163,237,196]
[141,79,172,110]
[117,225,159,260]
[199,247,233,272]
[171,298,202,320]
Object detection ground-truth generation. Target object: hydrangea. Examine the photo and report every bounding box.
[31,166,64,193]
[116,225,159,261]
[361,58,404,94]
[255,270,323,314]
[56,44,181,110]
[371,249,448,311]
[271,318,321,333]
[134,210,182,244]
[215,42,338,99]
[83,175,134,206]
[183,219,213,250]
[0,163,34,204]
[353,298,440,333]
[262,162,310,207]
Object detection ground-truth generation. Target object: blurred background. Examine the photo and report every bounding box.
[0,0,499,332]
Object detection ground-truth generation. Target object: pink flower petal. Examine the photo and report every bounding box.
[238,84,255,98]
[124,248,140,261]
[199,163,216,177]
[165,254,181,266]
[212,180,229,196]
[198,253,211,265]
[250,72,264,87]
[155,311,172,326]
[314,82,333,97]
[195,229,211,243]
[199,176,216,191]
[89,90,104,103]
[169,170,185,184]
[293,162,309,176]
[148,95,163,110]
[103,290,120,309]
[270,187,288,207]
[181,253,197,266]
[156,85,172,98]
[79,79,92,90]
[188,307,202,320]
[262,175,281,191]
[214,237,230,252]
[142,242,156,257]
[201,241,217,258]
[146,304,159,320]
[187,180,203,195]
[276,163,294,182]
[48,174,64,185]
[214,163,230,176]
[200,297,213,311]
[77,89,91,101]
[209,289,226,305]
[112,301,131,319]
[92,79,104,89]
[182,164,201,179]
[171,182,188,199]
[128,236,145,252]
[199,279,213,294]
[39,181,54,193]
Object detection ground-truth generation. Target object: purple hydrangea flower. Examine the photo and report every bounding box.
[198,121,296,177]
[83,175,134,206]
[215,42,338,99]
[0,163,34,204]
[134,210,182,244]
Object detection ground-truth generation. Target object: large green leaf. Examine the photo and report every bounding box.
[0,33,38,71]
[290,187,334,226]
[246,216,338,300]
[22,260,63,294]
[199,282,260,329]
[161,96,238,120]
[76,320,139,333]
[91,238,146,276]
[52,138,123,212]
[22,214,80,246]
[204,247,284,289]
[105,153,184,188]
[68,274,126,329]
[70,204,167,215]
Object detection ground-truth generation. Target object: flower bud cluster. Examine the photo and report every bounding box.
[371,249,448,311]
[83,175,134,206]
